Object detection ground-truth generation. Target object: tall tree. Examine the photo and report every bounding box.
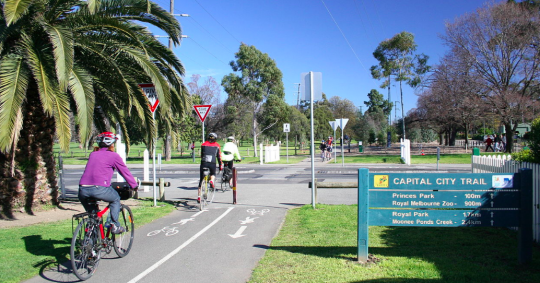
[0,0,189,215]
[371,31,430,139]
[442,1,540,152]
[222,43,285,157]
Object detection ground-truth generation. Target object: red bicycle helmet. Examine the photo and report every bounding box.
[96,132,117,146]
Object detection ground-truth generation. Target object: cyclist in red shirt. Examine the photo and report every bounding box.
[198,133,222,203]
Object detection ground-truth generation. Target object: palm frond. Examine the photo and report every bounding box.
[121,45,170,109]
[0,55,29,152]
[20,33,60,115]
[44,22,74,91]
[86,0,102,14]
[69,65,94,147]
[51,87,72,152]
[3,0,33,26]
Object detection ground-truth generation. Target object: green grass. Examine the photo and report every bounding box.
[0,199,176,283]
[250,204,540,283]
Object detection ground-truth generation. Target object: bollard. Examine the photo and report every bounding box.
[159,178,165,201]
[232,167,237,204]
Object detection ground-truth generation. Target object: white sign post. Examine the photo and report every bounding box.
[139,83,159,206]
[283,123,290,163]
[336,118,349,167]
[194,105,212,143]
[301,72,322,209]
[329,121,339,163]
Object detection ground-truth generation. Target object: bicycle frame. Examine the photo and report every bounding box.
[95,205,111,242]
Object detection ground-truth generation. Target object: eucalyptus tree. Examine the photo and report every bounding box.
[371,31,430,139]
[0,0,189,214]
[222,43,285,157]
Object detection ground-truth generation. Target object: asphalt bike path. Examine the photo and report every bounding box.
[24,164,311,283]
[24,161,471,282]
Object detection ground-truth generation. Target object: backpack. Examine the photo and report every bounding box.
[222,167,232,182]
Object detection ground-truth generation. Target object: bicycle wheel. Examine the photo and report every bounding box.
[200,178,207,210]
[113,204,134,257]
[71,219,100,281]
[221,180,228,192]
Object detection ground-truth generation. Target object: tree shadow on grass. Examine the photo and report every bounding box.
[22,235,79,282]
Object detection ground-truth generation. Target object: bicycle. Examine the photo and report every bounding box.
[221,159,242,192]
[70,183,135,281]
[199,167,216,210]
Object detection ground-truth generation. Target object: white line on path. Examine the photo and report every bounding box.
[128,207,234,283]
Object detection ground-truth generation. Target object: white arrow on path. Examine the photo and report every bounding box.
[229,226,247,238]
[240,217,258,224]
[172,218,194,225]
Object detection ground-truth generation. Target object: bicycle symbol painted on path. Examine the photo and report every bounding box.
[147,226,179,237]
[247,209,270,216]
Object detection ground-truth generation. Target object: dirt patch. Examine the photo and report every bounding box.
[0,199,140,229]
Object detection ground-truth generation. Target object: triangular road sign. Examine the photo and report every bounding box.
[138,83,159,113]
[194,105,212,122]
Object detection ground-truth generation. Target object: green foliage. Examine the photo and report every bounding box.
[222,44,286,151]
[364,89,392,117]
[368,130,376,145]
[376,131,386,146]
[0,0,190,154]
[513,117,540,163]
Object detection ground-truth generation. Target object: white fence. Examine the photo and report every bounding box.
[259,143,280,163]
[472,155,540,243]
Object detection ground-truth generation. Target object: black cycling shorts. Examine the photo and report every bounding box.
[223,160,234,170]
[199,162,217,187]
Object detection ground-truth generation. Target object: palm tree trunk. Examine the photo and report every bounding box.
[0,151,24,218]
[14,81,59,214]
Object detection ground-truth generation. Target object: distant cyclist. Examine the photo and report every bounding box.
[78,132,138,234]
[222,136,241,170]
[319,140,327,160]
[198,133,222,203]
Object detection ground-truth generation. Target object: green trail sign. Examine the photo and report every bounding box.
[357,169,533,265]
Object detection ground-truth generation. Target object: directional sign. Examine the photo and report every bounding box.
[283,123,290,133]
[301,72,322,101]
[193,105,212,122]
[138,83,159,113]
[336,118,349,129]
[329,121,338,131]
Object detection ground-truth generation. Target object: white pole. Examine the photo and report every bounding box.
[310,71,316,209]
[341,119,344,167]
[333,128,337,163]
[152,111,157,207]
[202,121,205,143]
[286,132,289,163]
[143,149,149,192]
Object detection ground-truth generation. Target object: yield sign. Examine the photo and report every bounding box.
[194,105,212,122]
[138,83,159,113]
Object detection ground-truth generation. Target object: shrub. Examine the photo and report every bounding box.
[512,117,540,163]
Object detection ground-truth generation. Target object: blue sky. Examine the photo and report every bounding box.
[150,0,494,117]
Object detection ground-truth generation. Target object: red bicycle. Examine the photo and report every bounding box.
[70,183,135,281]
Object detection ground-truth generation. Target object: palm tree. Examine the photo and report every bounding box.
[0,0,190,216]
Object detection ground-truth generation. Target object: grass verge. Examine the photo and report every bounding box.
[250,204,540,283]
[0,199,176,283]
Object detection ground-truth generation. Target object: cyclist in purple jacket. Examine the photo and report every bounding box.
[79,132,138,234]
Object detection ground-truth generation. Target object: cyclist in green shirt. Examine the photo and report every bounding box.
[222,136,242,170]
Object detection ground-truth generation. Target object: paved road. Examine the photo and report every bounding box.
[24,160,471,283]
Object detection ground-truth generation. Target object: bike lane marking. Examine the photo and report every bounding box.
[128,207,234,283]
